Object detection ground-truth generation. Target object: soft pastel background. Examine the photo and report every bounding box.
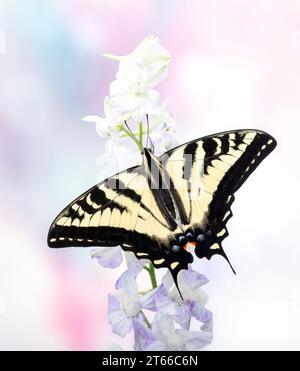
[0,0,299,351]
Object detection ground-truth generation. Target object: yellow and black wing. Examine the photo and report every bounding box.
[48,165,191,272]
[160,129,277,266]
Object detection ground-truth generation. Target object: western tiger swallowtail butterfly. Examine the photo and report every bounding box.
[48,129,276,295]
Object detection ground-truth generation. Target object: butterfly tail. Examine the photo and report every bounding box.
[170,269,184,301]
[220,248,236,275]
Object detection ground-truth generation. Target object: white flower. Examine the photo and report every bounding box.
[147,100,178,153]
[95,136,141,182]
[148,99,175,130]
[105,36,170,121]
[82,96,129,137]
[104,137,141,169]
[109,78,161,122]
[105,35,171,88]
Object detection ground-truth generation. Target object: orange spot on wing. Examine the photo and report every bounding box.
[183,242,196,251]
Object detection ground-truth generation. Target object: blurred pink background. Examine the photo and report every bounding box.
[0,0,299,350]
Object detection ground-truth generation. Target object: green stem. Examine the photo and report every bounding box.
[145,263,158,289]
[138,122,143,149]
[121,127,142,151]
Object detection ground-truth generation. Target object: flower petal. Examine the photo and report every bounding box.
[82,115,103,124]
[189,300,213,323]
[151,313,181,350]
[143,338,170,351]
[108,294,133,337]
[125,251,148,277]
[133,314,151,351]
[109,310,133,337]
[83,113,114,137]
[110,79,127,97]
[162,268,209,303]
[139,285,168,311]
[116,288,140,318]
[91,246,123,269]
[177,329,213,351]
[181,267,209,291]
[115,270,139,298]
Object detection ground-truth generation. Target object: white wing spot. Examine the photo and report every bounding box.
[217,229,226,237]
[171,262,179,270]
[210,243,220,250]
[226,195,232,203]
[222,210,231,221]
[137,252,149,257]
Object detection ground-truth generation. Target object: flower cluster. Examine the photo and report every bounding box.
[83,36,177,155]
[92,248,213,351]
[85,36,213,351]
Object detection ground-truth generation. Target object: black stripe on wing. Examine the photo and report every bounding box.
[47,165,140,248]
[197,130,277,262]
[216,131,277,195]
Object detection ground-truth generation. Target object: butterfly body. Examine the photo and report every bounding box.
[48,129,276,291]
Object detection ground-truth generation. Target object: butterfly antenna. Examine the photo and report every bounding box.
[124,120,138,141]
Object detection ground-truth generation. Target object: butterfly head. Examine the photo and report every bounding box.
[142,147,154,155]
[142,133,155,154]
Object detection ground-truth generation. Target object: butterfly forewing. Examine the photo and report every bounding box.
[48,164,184,271]
[48,166,142,247]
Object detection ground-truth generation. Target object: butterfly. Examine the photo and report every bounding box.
[48,129,276,296]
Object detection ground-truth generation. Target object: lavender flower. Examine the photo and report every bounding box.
[148,267,213,329]
[108,269,154,337]
[141,313,213,351]
[91,246,123,269]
